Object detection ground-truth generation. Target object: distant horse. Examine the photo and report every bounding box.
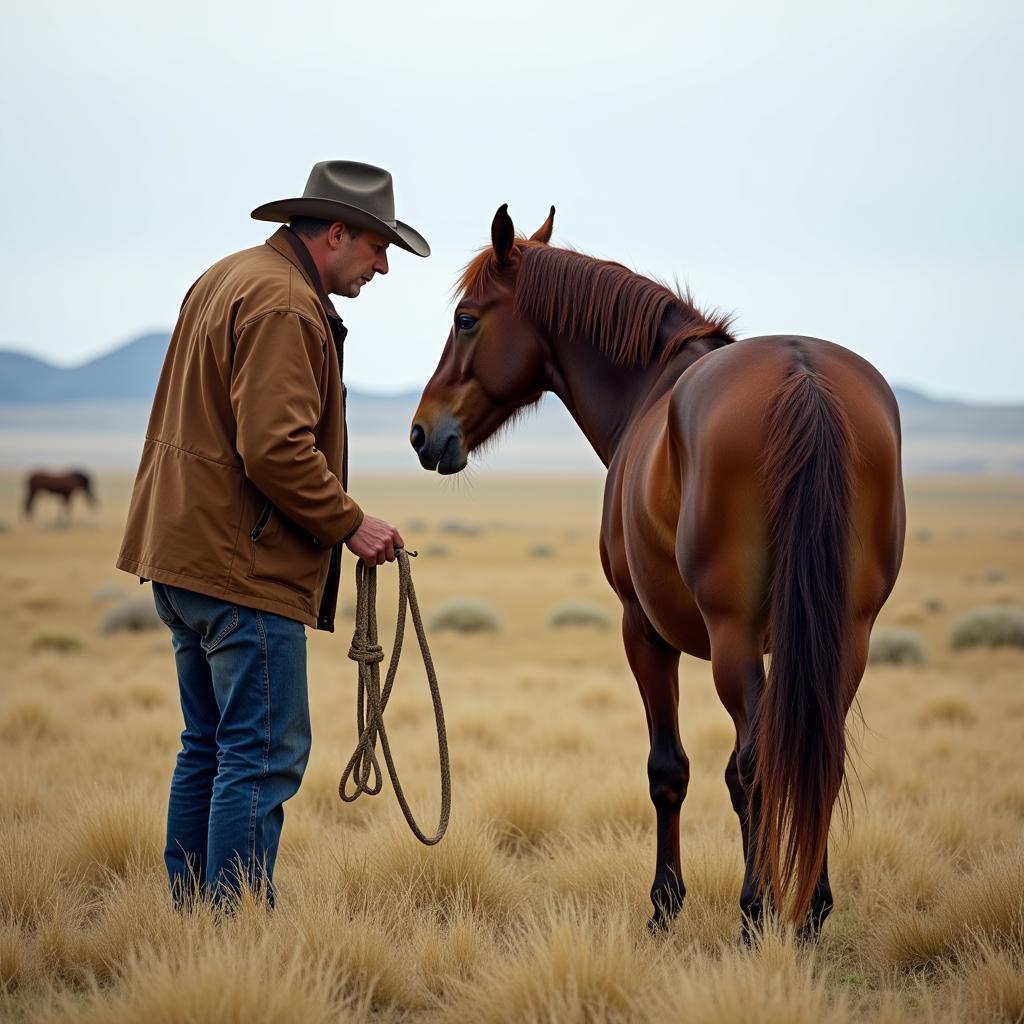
[411,206,906,938]
[24,469,97,522]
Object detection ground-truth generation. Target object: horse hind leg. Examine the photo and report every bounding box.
[724,747,748,860]
[622,603,687,931]
[799,849,834,942]
[705,614,769,943]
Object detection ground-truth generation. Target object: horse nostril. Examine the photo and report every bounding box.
[410,424,426,453]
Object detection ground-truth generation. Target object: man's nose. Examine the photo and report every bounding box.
[376,250,389,276]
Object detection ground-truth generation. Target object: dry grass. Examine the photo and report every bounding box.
[868,627,928,666]
[0,472,1022,1022]
[949,606,1024,650]
[427,598,501,633]
[548,602,611,630]
[98,596,163,634]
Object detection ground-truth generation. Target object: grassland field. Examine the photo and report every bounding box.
[0,471,1022,1023]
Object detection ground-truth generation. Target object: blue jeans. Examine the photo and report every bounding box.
[152,582,310,906]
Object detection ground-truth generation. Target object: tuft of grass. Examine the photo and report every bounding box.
[439,520,481,537]
[983,567,1009,583]
[0,699,64,743]
[918,695,977,727]
[652,923,845,1024]
[951,932,1024,1024]
[444,902,663,1024]
[99,597,163,635]
[949,606,1024,650]
[36,932,369,1024]
[868,627,927,666]
[364,819,523,917]
[0,919,30,993]
[547,602,611,630]
[527,544,556,558]
[281,886,427,1012]
[875,846,1024,975]
[477,768,568,852]
[63,785,164,884]
[0,831,68,928]
[30,633,83,655]
[428,599,501,634]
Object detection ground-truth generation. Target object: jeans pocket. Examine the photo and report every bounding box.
[200,603,239,653]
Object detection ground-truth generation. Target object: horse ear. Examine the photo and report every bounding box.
[529,206,556,244]
[491,203,515,265]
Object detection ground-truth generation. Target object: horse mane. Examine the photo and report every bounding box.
[458,240,735,366]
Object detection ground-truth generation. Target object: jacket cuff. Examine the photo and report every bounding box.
[332,505,364,547]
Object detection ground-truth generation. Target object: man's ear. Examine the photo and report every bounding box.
[491,204,515,265]
[327,221,347,248]
[529,206,556,244]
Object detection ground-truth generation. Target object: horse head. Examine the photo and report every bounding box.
[73,469,98,505]
[410,205,555,474]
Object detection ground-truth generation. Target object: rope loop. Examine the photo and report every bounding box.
[347,640,384,664]
[338,549,451,845]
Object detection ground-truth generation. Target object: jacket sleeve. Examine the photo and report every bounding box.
[230,309,364,546]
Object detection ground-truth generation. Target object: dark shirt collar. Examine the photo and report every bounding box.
[267,225,343,324]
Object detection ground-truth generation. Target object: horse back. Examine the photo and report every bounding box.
[670,335,905,631]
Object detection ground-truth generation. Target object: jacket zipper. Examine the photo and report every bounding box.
[250,499,273,540]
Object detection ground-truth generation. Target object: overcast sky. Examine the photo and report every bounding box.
[1,0,1021,402]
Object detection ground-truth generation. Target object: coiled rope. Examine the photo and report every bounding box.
[338,549,451,845]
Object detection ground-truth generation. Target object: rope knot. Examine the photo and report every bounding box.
[348,640,384,664]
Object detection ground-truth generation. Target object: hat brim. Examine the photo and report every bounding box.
[250,197,430,257]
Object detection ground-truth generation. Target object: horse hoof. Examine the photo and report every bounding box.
[739,915,764,947]
[647,913,669,936]
[797,920,827,945]
[647,897,682,935]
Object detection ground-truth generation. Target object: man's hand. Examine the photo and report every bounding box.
[344,514,405,566]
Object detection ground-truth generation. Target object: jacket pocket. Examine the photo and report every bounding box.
[250,498,273,541]
[248,501,326,596]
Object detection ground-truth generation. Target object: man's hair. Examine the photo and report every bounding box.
[289,216,362,240]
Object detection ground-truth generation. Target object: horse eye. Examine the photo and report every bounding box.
[455,314,478,333]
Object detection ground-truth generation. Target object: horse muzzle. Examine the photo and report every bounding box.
[410,415,468,475]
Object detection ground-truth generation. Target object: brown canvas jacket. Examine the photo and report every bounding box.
[115,227,364,631]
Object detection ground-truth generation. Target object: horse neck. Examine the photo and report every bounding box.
[543,309,718,467]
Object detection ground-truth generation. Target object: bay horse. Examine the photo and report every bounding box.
[24,469,97,522]
[411,206,906,938]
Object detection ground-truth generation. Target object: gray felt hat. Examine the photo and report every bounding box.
[251,160,430,257]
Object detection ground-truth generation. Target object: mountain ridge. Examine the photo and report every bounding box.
[0,331,1017,410]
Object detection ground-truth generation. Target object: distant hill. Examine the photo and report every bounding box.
[0,334,1021,473]
[0,333,170,402]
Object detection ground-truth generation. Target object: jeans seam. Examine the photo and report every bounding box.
[248,609,272,864]
[202,605,239,653]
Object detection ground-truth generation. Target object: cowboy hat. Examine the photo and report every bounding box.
[251,160,430,257]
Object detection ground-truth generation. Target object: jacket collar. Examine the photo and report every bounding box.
[265,226,343,325]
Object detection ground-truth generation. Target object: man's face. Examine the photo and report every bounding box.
[326,225,390,298]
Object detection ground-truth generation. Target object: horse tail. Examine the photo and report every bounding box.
[754,363,854,923]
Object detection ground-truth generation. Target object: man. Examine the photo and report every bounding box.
[115,160,429,905]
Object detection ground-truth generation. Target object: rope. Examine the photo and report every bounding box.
[338,549,451,845]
